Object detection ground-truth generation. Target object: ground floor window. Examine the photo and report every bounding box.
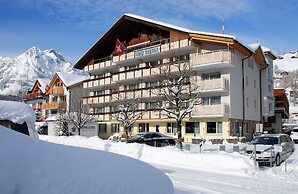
[167,123,177,133]
[233,121,240,135]
[244,122,249,134]
[139,123,149,133]
[98,124,107,133]
[185,122,199,134]
[207,122,222,133]
[111,123,119,133]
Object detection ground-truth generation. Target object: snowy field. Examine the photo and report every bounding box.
[40,135,298,194]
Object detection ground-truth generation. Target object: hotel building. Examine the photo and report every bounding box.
[74,14,276,143]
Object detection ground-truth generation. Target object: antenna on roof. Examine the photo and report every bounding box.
[221,16,225,34]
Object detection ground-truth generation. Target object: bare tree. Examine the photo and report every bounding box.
[154,60,202,148]
[65,95,94,135]
[112,95,142,141]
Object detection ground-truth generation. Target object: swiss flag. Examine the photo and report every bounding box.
[114,39,125,56]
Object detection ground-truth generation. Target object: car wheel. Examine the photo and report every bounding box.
[275,155,281,166]
[161,140,170,147]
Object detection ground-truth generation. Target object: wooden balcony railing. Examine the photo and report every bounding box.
[48,87,64,95]
[42,101,67,109]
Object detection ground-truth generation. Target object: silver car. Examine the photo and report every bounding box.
[246,134,295,166]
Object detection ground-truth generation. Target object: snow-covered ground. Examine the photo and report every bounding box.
[40,135,298,194]
[0,127,173,194]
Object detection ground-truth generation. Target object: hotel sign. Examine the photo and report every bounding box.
[135,46,160,57]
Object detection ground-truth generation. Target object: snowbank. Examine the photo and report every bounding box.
[41,135,254,176]
[0,126,174,194]
[0,100,35,124]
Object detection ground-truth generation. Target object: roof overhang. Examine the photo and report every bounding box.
[190,34,252,56]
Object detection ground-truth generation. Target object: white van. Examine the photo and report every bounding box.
[291,127,298,143]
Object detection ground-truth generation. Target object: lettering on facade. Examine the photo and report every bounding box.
[135,46,160,57]
[81,125,97,137]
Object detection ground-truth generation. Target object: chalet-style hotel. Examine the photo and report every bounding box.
[74,14,276,143]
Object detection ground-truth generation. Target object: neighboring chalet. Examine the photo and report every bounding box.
[73,14,276,143]
[266,88,289,133]
[43,72,89,135]
[42,72,88,118]
[23,79,50,121]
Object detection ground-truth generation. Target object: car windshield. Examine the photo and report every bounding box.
[293,128,298,132]
[251,136,278,145]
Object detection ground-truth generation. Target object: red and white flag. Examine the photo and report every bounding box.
[114,39,125,56]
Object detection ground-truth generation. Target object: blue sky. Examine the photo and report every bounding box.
[0,0,297,64]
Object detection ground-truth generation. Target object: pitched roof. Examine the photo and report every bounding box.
[74,13,254,69]
[56,72,89,87]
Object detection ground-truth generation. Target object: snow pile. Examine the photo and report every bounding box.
[0,47,84,95]
[0,126,174,194]
[40,135,254,176]
[0,100,35,124]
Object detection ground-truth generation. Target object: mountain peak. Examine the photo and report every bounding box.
[0,47,82,95]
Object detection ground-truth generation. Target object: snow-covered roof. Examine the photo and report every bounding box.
[56,72,89,87]
[0,100,36,124]
[124,13,236,39]
[45,115,57,121]
[37,78,51,93]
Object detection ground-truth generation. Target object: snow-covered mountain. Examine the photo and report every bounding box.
[274,51,298,72]
[0,47,81,95]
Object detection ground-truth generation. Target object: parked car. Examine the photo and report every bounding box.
[127,132,176,147]
[246,134,295,166]
[291,127,298,143]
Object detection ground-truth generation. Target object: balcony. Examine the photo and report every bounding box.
[84,39,196,74]
[48,87,64,95]
[42,101,67,110]
[191,50,234,70]
[198,78,229,93]
[191,104,229,117]
[23,92,43,100]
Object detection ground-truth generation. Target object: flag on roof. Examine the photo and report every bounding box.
[114,39,125,56]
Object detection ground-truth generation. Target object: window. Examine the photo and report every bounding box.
[139,123,149,133]
[207,122,222,133]
[145,102,160,110]
[269,103,273,112]
[145,60,158,67]
[246,76,248,86]
[202,96,221,105]
[94,90,105,96]
[111,124,119,133]
[254,99,257,109]
[244,123,249,134]
[179,55,190,61]
[94,107,104,113]
[98,124,107,133]
[125,64,139,70]
[247,58,254,69]
[246,97,249,107]
[186,122,199,134]
[167,123,177,133]
[145,81,159,88]
[124,84,139,91]
[180,101,189,108]
[233,121,240,134]
[254,80,256,89]
[201,72,221,80]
